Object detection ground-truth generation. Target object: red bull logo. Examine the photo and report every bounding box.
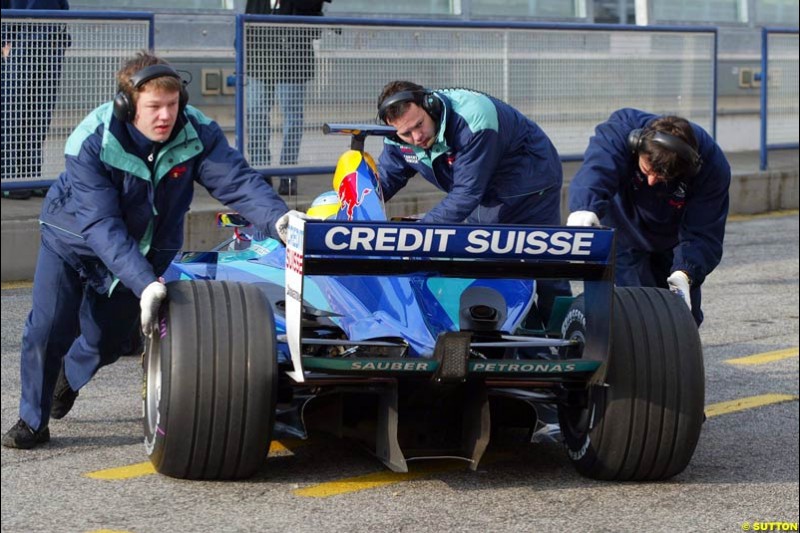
[337,171,372,221]
[332,150,386,221]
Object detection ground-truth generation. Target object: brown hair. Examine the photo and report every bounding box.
[116,51,183,107]
[640,116,700,180]
[377,80,426,123]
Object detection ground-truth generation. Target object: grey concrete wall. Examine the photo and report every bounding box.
[3,150,797,282]
[1,219,42,282]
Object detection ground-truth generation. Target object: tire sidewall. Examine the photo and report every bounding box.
[557,297,604,464]
[143,308,170,466]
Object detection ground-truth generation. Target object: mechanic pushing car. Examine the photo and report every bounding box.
[3,51,292,450]
[566,108,731,326]
[375,80,571,328]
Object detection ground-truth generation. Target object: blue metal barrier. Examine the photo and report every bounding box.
[759,27,800,170]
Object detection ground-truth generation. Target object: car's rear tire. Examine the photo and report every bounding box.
[558,287,705,481]
[143,280,277,480]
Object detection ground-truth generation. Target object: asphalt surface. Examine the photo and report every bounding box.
[1,212,798,533]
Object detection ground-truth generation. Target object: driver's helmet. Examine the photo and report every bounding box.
[307,190,341,220]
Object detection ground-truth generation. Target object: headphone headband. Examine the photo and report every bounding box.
[376,88,443,142]
[129,64,182,89]
[377,90,427,122]
[113,63,189,123]
[628,127,702,177]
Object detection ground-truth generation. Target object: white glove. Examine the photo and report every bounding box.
[566,210,601,227]
[667,271,692,310]
[275,209,312,244]
[140,281,167,337]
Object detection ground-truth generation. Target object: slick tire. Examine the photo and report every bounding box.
[143,280,277,480]
[558,287,705,481]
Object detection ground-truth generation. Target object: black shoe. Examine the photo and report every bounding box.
[51,363,79,420]
[2,419,50,449]
[279,179,298,195]
[121,329,144,357]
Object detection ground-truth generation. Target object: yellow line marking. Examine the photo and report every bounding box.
[726,348,798,366]
[727,209,798,222]
[268,438,307,454]
[297,394,800,498]
[295,395,800,497]
[85,440,300,480]
[86,461,155,480]
[294,460,467,498]
[1,280,33,290]
[705,394,798,418]
[83,390,798,487]
[271,440,291,453]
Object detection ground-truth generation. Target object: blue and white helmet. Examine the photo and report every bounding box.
[307,190,341,219]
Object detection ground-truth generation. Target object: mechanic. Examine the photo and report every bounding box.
[566,108,731,326]
[3,51,296,450]
[375,80,571,329]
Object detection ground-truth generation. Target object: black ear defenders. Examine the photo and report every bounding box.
[113,64,189,123]
[627,128,702,177]
[377,89,443,127]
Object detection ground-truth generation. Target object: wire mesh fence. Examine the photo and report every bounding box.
[765,31,799,146]
[1,13,152,189]
[240,17,716,173]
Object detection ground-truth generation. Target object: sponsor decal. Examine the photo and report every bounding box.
[350,360,433,371]
[286,287,301,302]
[669,182,687,209]
[568,435,592,460]
[561,308,586,337]
[168,164,187,179]
[470,362,578,373]
[286,249,304,274]
[567,405,595,460]
[312,359,585,373]
[158,314,167,339]
[400,146,419,164]
[668,198,686,209]
[323,226,595,257]
[286,224,303,249]
[337,171,372,220]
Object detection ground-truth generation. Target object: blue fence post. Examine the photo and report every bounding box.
[760,28,769,171]
[235,14,245,155]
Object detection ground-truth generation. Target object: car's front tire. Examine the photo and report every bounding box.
[143,280,277,480]
[558,287,705,481]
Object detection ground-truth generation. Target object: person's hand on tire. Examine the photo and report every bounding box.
[140,280,167,336]
[566,210,601,227]
[667,271,692,310]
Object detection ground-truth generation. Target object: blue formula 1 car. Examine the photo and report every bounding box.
[142,125,705,482]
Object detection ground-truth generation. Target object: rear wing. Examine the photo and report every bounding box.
[284,217,615,383]
[322,123,397,151]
